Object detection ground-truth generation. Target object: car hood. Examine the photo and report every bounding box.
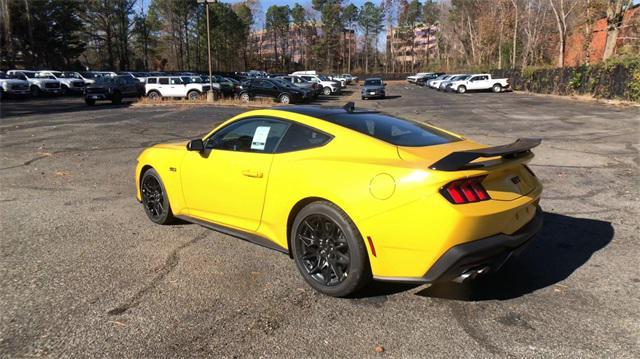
[1,79,29,85]
[31,78,59,84]
[153,141,188,150]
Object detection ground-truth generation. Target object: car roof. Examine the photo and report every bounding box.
[272,105,378,121]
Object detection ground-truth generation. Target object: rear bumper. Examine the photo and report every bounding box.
[85,94,108,100]
[374,207,543,284]
[422,206,542,282]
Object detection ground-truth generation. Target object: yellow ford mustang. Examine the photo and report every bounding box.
[135,103,543,297]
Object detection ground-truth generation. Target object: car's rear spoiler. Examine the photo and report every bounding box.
[429,138,541,171]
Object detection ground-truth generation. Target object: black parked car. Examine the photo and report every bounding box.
[84,75,143,105]
[237,78,310,104]
[415,72,445,86]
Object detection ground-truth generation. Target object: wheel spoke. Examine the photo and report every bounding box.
[298,234,317,247]
[335,252,349,265]
[328,258,344,280]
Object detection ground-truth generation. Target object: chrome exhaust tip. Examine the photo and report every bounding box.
[453,266,490,283]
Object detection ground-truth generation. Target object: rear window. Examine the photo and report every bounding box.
[326,113,460,147]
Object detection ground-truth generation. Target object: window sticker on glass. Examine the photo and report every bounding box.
[251,126,271,150]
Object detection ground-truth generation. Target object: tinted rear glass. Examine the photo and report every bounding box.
[327,113,460,147]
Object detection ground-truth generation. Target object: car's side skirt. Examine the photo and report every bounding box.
[176,215,288,254]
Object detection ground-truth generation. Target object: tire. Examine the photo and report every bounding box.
[31,86,41,97]
[187,90,200,101]
[457,85,466,94]
[361,96,365,100]
[140,168,175,225]
[323,87,332,96]
[147,90,161,101]
[492,84,502,93]
[291,201,371,297]
[279,94,291,104]
[240,92,251,102]
[111,91,122,104]
[85,98,95,106]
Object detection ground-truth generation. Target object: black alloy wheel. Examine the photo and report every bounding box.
[140,169,174,224]
[297,214,350,286]
[292,201,371,297]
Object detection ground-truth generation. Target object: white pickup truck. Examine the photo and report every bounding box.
[7,70,63,96]
[448,73,510,93]
[145,76,212,100]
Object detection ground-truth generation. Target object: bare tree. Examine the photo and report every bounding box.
[510,0,519,68]
[602,0,632,60]
[548,0,581,67]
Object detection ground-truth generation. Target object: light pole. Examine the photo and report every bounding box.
[198,0,216,102]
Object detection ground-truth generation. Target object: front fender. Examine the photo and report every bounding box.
[135,145,188,214]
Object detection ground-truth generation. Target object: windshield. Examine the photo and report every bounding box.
[95,77,115,84]
[20,72,36,78]
[435,75,448,80]
[79,72,98,79]
[62,72,81,79]
[457,75,470,81]
[271,78,295,88]
[326,113,460,147]
[319,75,329,81]
[181,76,199,84]
[36,74,56,79]
[364,79,382,86]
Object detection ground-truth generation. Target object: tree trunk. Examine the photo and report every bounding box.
[511,0,518,69]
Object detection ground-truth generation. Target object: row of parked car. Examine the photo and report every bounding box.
[407,72,510,93]
[83,70,358,105]
[0,69,359,105]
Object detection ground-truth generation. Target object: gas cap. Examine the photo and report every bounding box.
[369,173,396,200]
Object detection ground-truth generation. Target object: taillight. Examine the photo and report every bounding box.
[440,176,490,204]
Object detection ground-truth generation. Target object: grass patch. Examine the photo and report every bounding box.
[133,96,278,108]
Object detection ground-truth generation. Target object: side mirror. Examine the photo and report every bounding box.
[383,83,387,87]
[187,139,204,152]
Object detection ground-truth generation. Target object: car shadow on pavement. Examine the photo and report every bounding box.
[414,212,614,301]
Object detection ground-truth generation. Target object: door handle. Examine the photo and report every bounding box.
[242,169,263,178]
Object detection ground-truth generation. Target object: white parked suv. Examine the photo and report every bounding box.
[448,74,510,93]
[36,70,86,94]
[290,71,340,96]
[7,70,63,96]
[0,72,31,99]
[145,76,212,100]
[407,72,432,84]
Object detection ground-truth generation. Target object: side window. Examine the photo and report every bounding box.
[470,76,478,82]
[276,123,332,153]
[159,78,169,85]
[147,78,157,84]
[206,118,289,153]
[170,78,183,85]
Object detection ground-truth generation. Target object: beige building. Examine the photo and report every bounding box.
[251,25,356,70]
[387,22,439,68]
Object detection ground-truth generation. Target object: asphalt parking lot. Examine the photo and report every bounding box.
[1,84,639,357]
